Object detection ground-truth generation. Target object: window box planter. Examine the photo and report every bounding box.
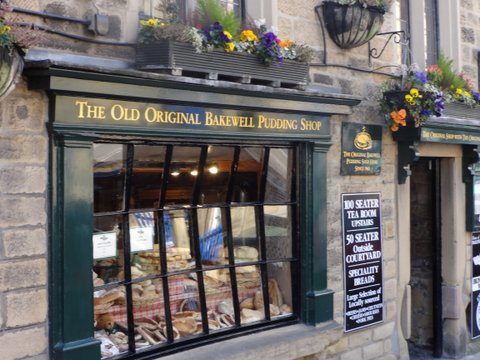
[0,47,23,100]
[321,1,385,49]
[443,102,480,121]
[136,41,309,89]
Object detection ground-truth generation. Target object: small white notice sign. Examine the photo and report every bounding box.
[130,227,154,253]
[93,231,117,259]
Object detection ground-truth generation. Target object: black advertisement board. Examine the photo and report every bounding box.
[472,232,480,339]
[341,192,384,332]
[341,123,382,176]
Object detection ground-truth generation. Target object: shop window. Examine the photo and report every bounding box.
[92,142,297,358]
[144,0,244,22]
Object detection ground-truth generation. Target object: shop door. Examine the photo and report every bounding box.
[409,158,443,358]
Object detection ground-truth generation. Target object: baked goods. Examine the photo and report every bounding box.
[234,246,258,262]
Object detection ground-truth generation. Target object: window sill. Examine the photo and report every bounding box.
[157,321,343,360]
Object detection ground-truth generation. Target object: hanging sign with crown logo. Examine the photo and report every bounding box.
[341,123,382,176]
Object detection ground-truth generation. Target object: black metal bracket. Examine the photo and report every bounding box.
[368,31,408,67]
[397,141,419,184]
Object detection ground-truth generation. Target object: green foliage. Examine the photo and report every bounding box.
[435,52,466,90]
[196,0,241,37]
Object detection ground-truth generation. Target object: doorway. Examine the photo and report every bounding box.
[409,157,443,358]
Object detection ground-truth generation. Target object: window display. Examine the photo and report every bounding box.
[92,142,297,358]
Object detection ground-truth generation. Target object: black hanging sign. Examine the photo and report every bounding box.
[341,123,382,176]
[472,232,480,339]
[341,192,384,332]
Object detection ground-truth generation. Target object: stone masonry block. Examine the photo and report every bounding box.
[340,348,362,360]
[0,326,47,359]
[363,341,384,360]
[372,321,395,341]
[0,135,47,164]
[3,228,47,258]
[0,167,47,194]
[0,198,46,227]
[348,329,372,348]
[462,27,475,43]
[0,259,47,291]
[6,288,47,327]
[6,97,47,132]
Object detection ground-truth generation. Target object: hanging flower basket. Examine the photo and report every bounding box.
[0,47,23,100]
[136,41,309,89]
[321,1,385,49]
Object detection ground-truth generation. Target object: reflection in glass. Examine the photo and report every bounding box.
[130,145,166,210]
[204,269,235,330]
[94,143,126,213]
[475,178,480,216]
[164,210,194,272]
[93,215,124,284]
[231,207,259,262]
[198,207,226,266]
[267,262,293,318]
[94,285,129,358]
[265,148,293,203]
[165,146,202,205]
[200,146,234,204]
[264,205,292,259]
[232,147,264,203]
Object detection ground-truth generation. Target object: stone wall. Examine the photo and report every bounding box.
[0,79,49,359]
[460,0,480,87]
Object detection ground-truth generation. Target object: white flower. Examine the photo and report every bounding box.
[269,26,278,34]
[254,18,266,28]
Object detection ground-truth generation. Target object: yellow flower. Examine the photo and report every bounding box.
[223,31,233,40]
[410,88,420,98]
[456,88,463,96]
[147,18,159,27]
[225,42,235,52]
[240,30,257,42]
[405,94,416,104]
[465,91,472,97]
[3,25,11,33]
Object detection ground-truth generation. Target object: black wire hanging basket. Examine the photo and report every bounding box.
[321,1,385,49]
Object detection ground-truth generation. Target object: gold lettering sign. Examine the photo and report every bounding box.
[57,96,329,138]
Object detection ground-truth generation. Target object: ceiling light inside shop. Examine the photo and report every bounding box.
[190,169,198,176]
[208,165,218,174]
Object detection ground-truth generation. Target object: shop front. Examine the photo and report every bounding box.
[26,65,360,359]
[394,114,480,358]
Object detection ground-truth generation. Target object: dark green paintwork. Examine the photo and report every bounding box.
[33,65,360,359]
[50,136,100,359]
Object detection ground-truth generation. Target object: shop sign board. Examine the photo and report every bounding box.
[472,232,480,339]
[341,192,384,332]
[54,95,329,139]
[421,127,480,145]
[92,231,117,260]
[341,123,382,176]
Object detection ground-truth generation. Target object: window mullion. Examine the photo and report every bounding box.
[225,146,241,325]
[159,145,175,342]
[257,148,270,320]
[122,143,136,354]
[191,146,210,334]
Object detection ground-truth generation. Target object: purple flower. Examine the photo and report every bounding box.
[434,97,444,117]
[262,32,277,44]
[422,109,431,117]
[415,71,427,84]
